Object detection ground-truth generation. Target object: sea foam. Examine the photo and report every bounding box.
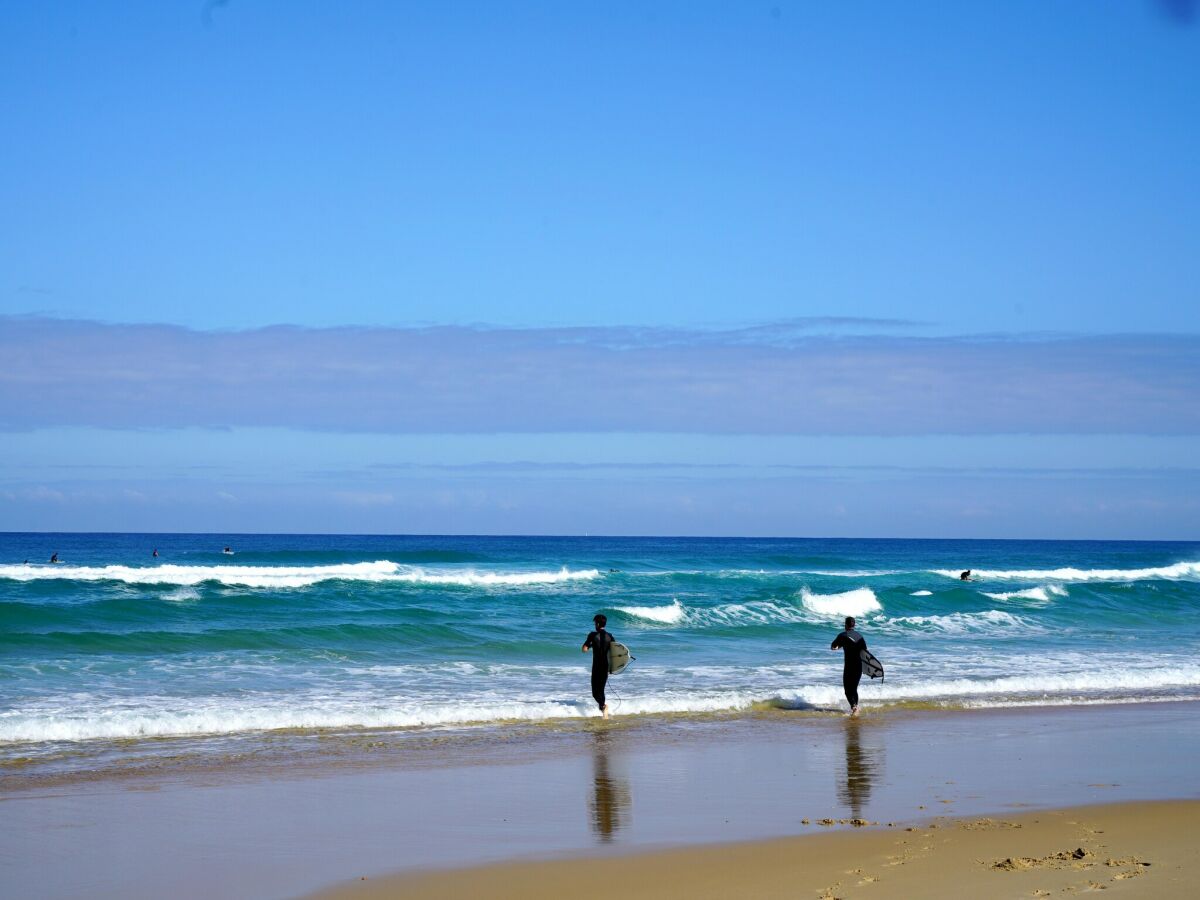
[0,562,601,590]
[615,599,685,624]
[878,609,1042,636]
[6,664,1200,743]
[799,587,881,617]
[982,585,1068,602]
[933,561,1200,582]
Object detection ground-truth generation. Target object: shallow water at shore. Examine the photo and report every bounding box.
[3,533,1199,777]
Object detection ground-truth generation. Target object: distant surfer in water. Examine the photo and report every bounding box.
[959,570,972,581]
[582,613,615,719]
[831,617,867,717]
[49,552,59,564]
[152,548,159,558]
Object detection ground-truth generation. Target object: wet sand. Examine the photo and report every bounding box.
[317,800,1199,900]
[2,702,1198,899]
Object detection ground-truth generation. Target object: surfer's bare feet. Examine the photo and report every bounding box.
[602,705,609,720]
[850,706,859,718]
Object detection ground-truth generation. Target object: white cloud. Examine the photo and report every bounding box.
[1,316,1197,435]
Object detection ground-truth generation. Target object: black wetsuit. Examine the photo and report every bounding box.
[584,629,614,710]
[831,628,867,709]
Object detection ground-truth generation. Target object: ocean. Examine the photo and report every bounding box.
[2,533,1198,776]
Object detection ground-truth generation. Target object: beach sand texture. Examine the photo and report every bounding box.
[319,801,1198,900]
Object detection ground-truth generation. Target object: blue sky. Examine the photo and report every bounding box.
[2,1,1198,537]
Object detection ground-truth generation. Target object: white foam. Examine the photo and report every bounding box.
[982,585,1068,602]
[616,599,685,625]
[0,689,773,743]
[932,561,1200,582]
[799,587,881,617]
[0,561,601,590]
[910,590,933,596]
[390,567,601,587]
[6,664,1200,743]
[803,570,903,577]
[878,609,1042,636]
[679,589,880,628]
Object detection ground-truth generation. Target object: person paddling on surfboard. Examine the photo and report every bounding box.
[582,613,615,720]
[831,616,867,717]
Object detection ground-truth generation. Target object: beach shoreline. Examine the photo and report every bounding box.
[3,700,1198,899]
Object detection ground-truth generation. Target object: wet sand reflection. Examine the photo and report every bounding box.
[837,718,880,819]
[588,729,631,842]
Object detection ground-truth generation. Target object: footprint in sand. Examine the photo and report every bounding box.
[1105,857,1150,869]
[843,867,878,885]
[1107,859,1151,880]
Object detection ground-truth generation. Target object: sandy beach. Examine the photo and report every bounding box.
[318,800,1199,899]
[3,702,1199,899]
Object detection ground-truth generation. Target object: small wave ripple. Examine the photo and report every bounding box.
[982,585,1069,602]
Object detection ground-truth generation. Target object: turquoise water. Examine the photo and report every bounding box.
[2,533,1199,759]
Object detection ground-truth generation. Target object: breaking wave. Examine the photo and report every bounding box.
[933,562,1200,582]
[615,599,686,625]
[616,589,883,629]
[799,587,881,617]
[5,665,1199,743]
[982,585,1069,602]
[0,562,601,590]
[877,609,1042,636]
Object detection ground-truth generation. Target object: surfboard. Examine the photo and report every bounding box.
[608,641,632,675]
[860,648,884,681]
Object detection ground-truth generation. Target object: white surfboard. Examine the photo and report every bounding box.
[608,641,632,675]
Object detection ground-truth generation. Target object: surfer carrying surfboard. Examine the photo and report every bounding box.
[831,617,868,717]
[582,614,615,719]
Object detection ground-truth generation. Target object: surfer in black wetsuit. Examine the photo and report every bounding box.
[582,614,614,720]
[959,570,972,581]
[831,616,867,717]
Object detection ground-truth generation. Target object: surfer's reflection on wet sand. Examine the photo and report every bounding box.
[588,729,631,842]
[837,718,880,820]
